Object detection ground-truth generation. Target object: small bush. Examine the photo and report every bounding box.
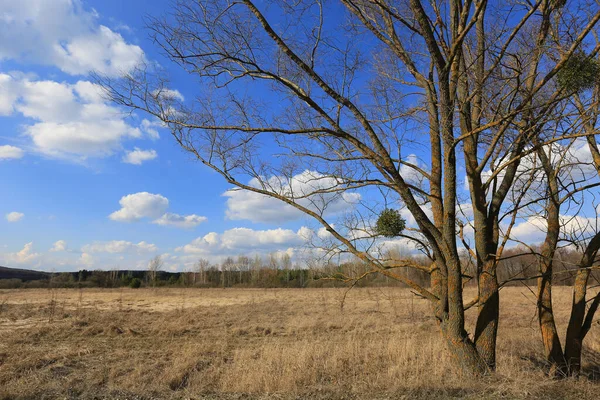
[129,278,142,289]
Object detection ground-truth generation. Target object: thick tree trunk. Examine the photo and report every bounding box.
[535,147,566,376]
[537,271,566,375]
[474,266,499,370]
[564,271,586,375]
[440,320,488,376]
[564,232,600,375]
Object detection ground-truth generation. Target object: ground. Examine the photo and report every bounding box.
[0,286,599,399]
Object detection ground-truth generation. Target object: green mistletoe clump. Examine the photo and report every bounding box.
[375,208,406,238]
[557,52,600,93]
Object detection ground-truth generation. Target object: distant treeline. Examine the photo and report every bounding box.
[0,266,409,289]
[0,245,588,290]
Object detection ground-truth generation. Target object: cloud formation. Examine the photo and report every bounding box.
[0,145,24,160]
[0,0,144,77]
[1,242,39,265]
[82,240,157,254]
[152,213,207,229]
[224,170,361,224]
[122,148,157,165]
[6,212,24,222]
[0,75,146,161]
[50,240,68,252]
[109,192,207,229]
[176,227,309,256]
[109,192,169,222]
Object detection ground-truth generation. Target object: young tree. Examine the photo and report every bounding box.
[195,258,210,285]
[148,255,164,287]
[101,0,600,374]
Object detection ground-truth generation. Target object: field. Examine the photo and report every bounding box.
[0,287,599,399]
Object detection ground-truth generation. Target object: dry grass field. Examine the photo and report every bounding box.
[0,286,599,399]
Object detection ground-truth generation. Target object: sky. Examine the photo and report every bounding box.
[1,0,597,273]
[0,0,325,272]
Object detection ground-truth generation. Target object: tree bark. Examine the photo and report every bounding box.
[474,265,499,369]
[440,321,488,376]
[536,146,566,376]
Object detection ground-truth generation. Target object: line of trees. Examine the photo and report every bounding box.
[0,245,589,290]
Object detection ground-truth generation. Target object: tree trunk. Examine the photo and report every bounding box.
[538,271,566,375]
[564,232,600,375]
[564,270,587,375]
[474,266,499,370]
[536,146,566,376]
[440,321,488,376]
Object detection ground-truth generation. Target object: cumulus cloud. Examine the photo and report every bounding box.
[110,192,207,229]
[5,211,24,222]
[82,240,157,254]
[122,148,157,165]
[0,0,144,77]
[1,242,39,265]
[109,192,169,222]
[509,214,599,246]
[176,227,309,256]
[79,252,94,267]
[399,154,427,183]
[22,80,141,160]
[152,213,207,229]
[377,237,423,255]
[1,75,146,161]
[224,170,361,224]
[50,240,68,252]
[141,119,162,140]
[0,145,24,160]
[0,73,19,115]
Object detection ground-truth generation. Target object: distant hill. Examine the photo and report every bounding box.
[0,266,51,281]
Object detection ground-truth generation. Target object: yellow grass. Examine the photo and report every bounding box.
[0,286,599,399]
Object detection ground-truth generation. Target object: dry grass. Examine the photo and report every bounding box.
[0,286,599,399]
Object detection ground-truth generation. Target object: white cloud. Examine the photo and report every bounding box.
[153,88,184,102]
[123,148,157,165]
[21,79,142,160]
[0,0,144,77]
[377,237,422,255]
[224,170,361,224]
[82,240,157,254]
[509,214,599,246]
[1,75,145,161]
[399,154,427,183]
[110,192,207,228]
[176,227,309,256]
[152,213,207,229]
[79,252,94,267]
[141,119,162,140]
[50,240,67,252]
[0,145,24,160]
[1,242,39,265]
[0,73,19,115]
[109,192,169,222]
[5,211,24,222]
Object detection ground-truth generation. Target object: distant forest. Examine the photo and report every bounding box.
[0,245,589,290]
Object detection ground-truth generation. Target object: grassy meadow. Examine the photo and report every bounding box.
[0,287,599,399]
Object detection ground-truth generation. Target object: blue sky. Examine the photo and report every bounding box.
[0,0,321,272]
[1,1,597,272]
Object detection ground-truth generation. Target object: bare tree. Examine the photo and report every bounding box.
[148,255,164,287]
[195,258,210,285]
[101,0,600,374]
